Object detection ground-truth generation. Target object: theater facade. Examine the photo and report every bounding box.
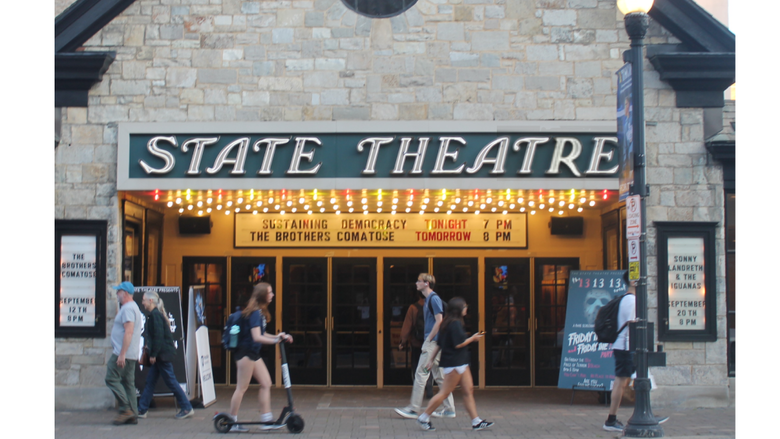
[54,0,735,409]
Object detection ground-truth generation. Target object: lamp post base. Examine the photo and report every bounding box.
[623,378,664,437]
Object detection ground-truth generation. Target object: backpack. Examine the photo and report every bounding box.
[222,311,245,351]
[412,302,425,342]
[594,294,629,344]
[427,293,448,319]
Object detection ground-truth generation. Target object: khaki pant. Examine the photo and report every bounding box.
[105,354,138,415]
[409,340,455,413]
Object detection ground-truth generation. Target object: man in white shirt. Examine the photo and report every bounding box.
[603,274,636,432]
[104,282,143,425]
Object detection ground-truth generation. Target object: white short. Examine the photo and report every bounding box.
[441,364,468,375]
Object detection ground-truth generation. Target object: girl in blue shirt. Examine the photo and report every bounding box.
[228,282,293,432]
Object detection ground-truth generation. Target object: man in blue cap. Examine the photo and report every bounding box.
[105,281,143,425]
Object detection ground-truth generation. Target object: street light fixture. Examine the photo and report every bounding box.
[617,0,664,437]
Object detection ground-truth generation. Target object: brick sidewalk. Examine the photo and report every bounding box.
[54,387,735,439]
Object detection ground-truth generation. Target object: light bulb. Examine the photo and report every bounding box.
[263,207,268,212]
[269,197,274,203]
[559,200,565,207]
[377,208,382,213]
[347,201,353,207]
[468,201,474,206]
[330,198,336,204]
[362,198,367,204]
[304,204,309,210]
[617,0,654,15]
[589,200,596,206]
[520,207,525,212]
[227,201,233,207]
[178,208,184,213]
[257,200,263,206]
[299,197,305,204]
[349,208,354,213]
[176,197,182,204]
[317,201,323,207]
[246,204,251,210]
[216,205,222,210]
[377,201,383,207]
[528,201,534,207]
[287,200,292,206]
[540,204,545,209]
[577,207,583,212]
[321,207,325,213]
[455,197,461,203]
[486,197,492,203]
[167,201,173,207]
[569,204,575,209]
[406,208,411,213]
[423,198,430,204]
[237,198,243,204]
[480,204,486,209]
[187,205,193,210]
[207,198,212,204]
[510,204,515,209]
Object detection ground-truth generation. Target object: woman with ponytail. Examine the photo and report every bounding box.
[416,297,494,432]
[137,291,193,419]
[227,282,293,432]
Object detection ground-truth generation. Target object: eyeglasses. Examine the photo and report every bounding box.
[416,280,427,283]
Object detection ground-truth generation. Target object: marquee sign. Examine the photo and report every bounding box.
[234,212,527,249]
[118,122,619,191]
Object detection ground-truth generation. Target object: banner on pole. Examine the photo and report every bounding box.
[617,63,633,201]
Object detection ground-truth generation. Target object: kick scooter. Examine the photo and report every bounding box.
[213,341,305,434]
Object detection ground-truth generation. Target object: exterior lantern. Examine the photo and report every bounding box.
[617,0,654,14]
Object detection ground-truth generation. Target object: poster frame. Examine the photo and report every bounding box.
[655,221,718,342]
[55,219,107,338]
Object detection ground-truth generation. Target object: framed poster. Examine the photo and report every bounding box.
[55,220,107,338]
[558,270,628,391]
[655,222,718,342]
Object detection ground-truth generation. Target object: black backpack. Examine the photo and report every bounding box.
[594,294,629,344]
[222,310,246,351]
[412,302,425,342]
[427,293,448,319]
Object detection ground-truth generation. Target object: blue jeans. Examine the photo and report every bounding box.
[137,360,192,412]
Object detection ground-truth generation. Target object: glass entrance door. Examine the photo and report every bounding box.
[383,258,428,385]
[182,257,227,384]
[534,258,579,386]
[433,258,480,386]
[331,258,377,385]
[484,258,531,386]
[283,258,327,385]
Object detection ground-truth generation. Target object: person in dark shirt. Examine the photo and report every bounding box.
[137,291,193,420]
[228,282,293,432]
[416,297,494,432]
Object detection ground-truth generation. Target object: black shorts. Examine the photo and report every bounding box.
[613,349,635,378]
[234,347,261,362]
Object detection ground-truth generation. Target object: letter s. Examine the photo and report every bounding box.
[140,136,177,174]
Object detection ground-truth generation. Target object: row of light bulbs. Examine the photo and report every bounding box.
[154,188,610,216]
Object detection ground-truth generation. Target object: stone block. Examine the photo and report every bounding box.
[258,77,303,91]
[253,61,275,76]
[159,25,183,40]
[542,10,576,26]
[55,370,80,386]
[316,58,347,70]
[454,103,493,120]
[394,42,426,55]
[667,207,693,221]
[574,106,613,119]
[71,126,104,145]
[647,123,681,143]
[493,76,523,91]
[244,45,266,60]
[676,190,713,207]
[277,9,304,27]
[304,71,339,88]
[673,168,693,185]
[526,45,558,61]
[471,31,509,51]
[110,80,150,95]
[651,365,692,385]
[286,59,314,71]
[400,76,433,87]
[438,22,465,41]
[692,365,728,386]
[333,106,369,120]
[564,44,609,61]
[56,342,85,355]
[566,78,593,98]
[242,91,270,106]
[650,385,729,409]
[450,52,479,67]
[241,2,260,14]
[578,8,617,29]
[459,69,490,83]
[665,348,705,365]
[180,88,204,104]
[525,76,560,91]
[443,84,477,103]
[554,100,575,119]
[399,104,427,120]
[202,34,235,49]
[371,103,399,120]
[416,87,443,103]
[436,68,457,83]
[321,89,350,105]
[272,28,294,44]
[454,5,474,22]
[569,0,598,8]
[197,69,237,84]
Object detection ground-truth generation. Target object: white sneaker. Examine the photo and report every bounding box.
[230,424,249,432]
[432,409,456,418]
[394,407,418,419]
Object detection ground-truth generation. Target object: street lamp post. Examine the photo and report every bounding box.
[617,0,664,437]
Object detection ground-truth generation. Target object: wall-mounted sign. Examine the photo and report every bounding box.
[666,237,706,331]
[59,236,97,326]
[656,221,717,342]
[118,122,619,190]
[55,220,107,338]
[234,212,527,249]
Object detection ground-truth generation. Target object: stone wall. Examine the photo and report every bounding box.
[54,0,728,408]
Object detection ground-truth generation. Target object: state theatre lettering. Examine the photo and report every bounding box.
[129,133,619,180]
[234,213,527,249]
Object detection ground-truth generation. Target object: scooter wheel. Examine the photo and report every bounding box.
[286,414,305,434]
[213,413,232,434]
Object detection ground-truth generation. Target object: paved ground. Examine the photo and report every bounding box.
[54,387,735,439]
